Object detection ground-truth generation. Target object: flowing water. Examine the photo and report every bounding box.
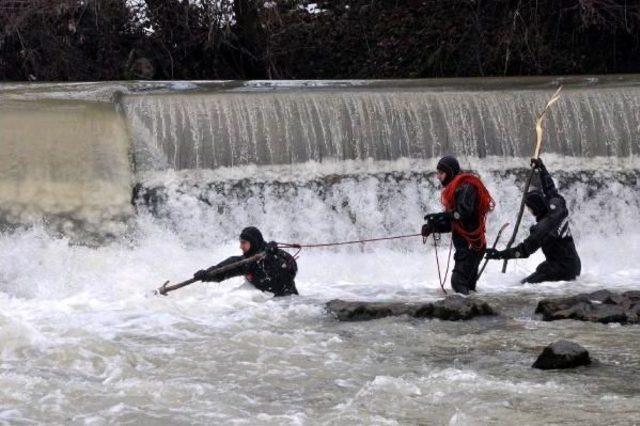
[0,78,639,425]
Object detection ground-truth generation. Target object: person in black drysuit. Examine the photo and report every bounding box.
[193,227,299,297]
[485,158,581,283]
[421,156,488,295]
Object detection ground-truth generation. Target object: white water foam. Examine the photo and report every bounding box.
[1,157,639,423]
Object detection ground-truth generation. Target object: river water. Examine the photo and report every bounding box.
[1,79,639,424]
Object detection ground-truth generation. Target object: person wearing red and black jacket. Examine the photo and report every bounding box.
[485,158,581,284]
[194,226,299,297]
[421,156,494,295]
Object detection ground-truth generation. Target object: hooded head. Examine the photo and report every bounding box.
[524,190,549,220]
[240,226,266,257]
[436,155,461,187]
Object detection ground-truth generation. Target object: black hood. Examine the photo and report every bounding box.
[437,155,461,186]
[524,190,549,220]
[240,226,266,257]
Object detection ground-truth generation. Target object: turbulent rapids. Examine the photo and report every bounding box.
[1,78,640,424]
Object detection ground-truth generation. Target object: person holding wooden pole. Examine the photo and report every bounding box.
[485,157,581,284]
[155,227,298,297]
[501,86,563,273]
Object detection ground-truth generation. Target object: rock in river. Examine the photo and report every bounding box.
[535,290,640,324]
[532,340,591,370]
[326,295,496,322]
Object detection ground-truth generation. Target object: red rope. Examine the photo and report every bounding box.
[441,173,494,250]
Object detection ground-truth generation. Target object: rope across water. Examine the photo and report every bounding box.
[277,233,422,249]
[277,232,452,294]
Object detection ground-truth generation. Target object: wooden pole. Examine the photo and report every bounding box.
[154,252,266,296]
[502,86,562,273]
[477,222,510,280]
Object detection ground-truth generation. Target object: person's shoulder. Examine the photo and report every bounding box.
[275,248,296,261]
[547,195,567,211]
[455,182,477,193]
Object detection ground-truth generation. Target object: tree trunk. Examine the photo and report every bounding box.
[233,0,263,78]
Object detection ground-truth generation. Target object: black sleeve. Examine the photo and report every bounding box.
[428,184,476,234]
[430,214,453,233]
[516,196,568,257]
[537,162,559,199]
[455,184,477,222]
[201,255,248,282]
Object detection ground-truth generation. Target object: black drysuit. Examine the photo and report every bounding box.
[199,227,299,297]
[513,165,581,284]
[201,249,299,296]
[429,183,484,295]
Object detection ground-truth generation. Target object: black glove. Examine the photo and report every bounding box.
[421,223,432,237]
[266,241,278,254]
[485,247,522,260]
[193,269,209,281]
[531,158,544,169]
[484,248,501,260]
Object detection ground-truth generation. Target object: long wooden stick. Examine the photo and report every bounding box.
[502,86,562,273]
[154,252,265,296]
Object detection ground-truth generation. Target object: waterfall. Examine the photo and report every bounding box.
[121,84,640,171]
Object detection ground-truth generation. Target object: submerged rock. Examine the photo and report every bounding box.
[533,340,591,370]
[326,295,496,322]
[535,290,640,324]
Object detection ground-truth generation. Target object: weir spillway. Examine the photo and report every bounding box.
[123,81,640,171]
[0,76,639,240]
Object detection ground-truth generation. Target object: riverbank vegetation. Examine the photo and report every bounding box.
[1,0,638,81]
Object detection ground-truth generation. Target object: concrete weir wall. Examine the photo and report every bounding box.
[0,99,132,237]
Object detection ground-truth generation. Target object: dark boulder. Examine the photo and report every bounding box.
[623,290,640,301]
[587,289,624,305]
[626,303,640,323]
[428,295,496,321]
[535,294,590,320]
[326,296,496,322]
[535,290,640,324]
[325,300,410,321]
[532,340,591,370]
